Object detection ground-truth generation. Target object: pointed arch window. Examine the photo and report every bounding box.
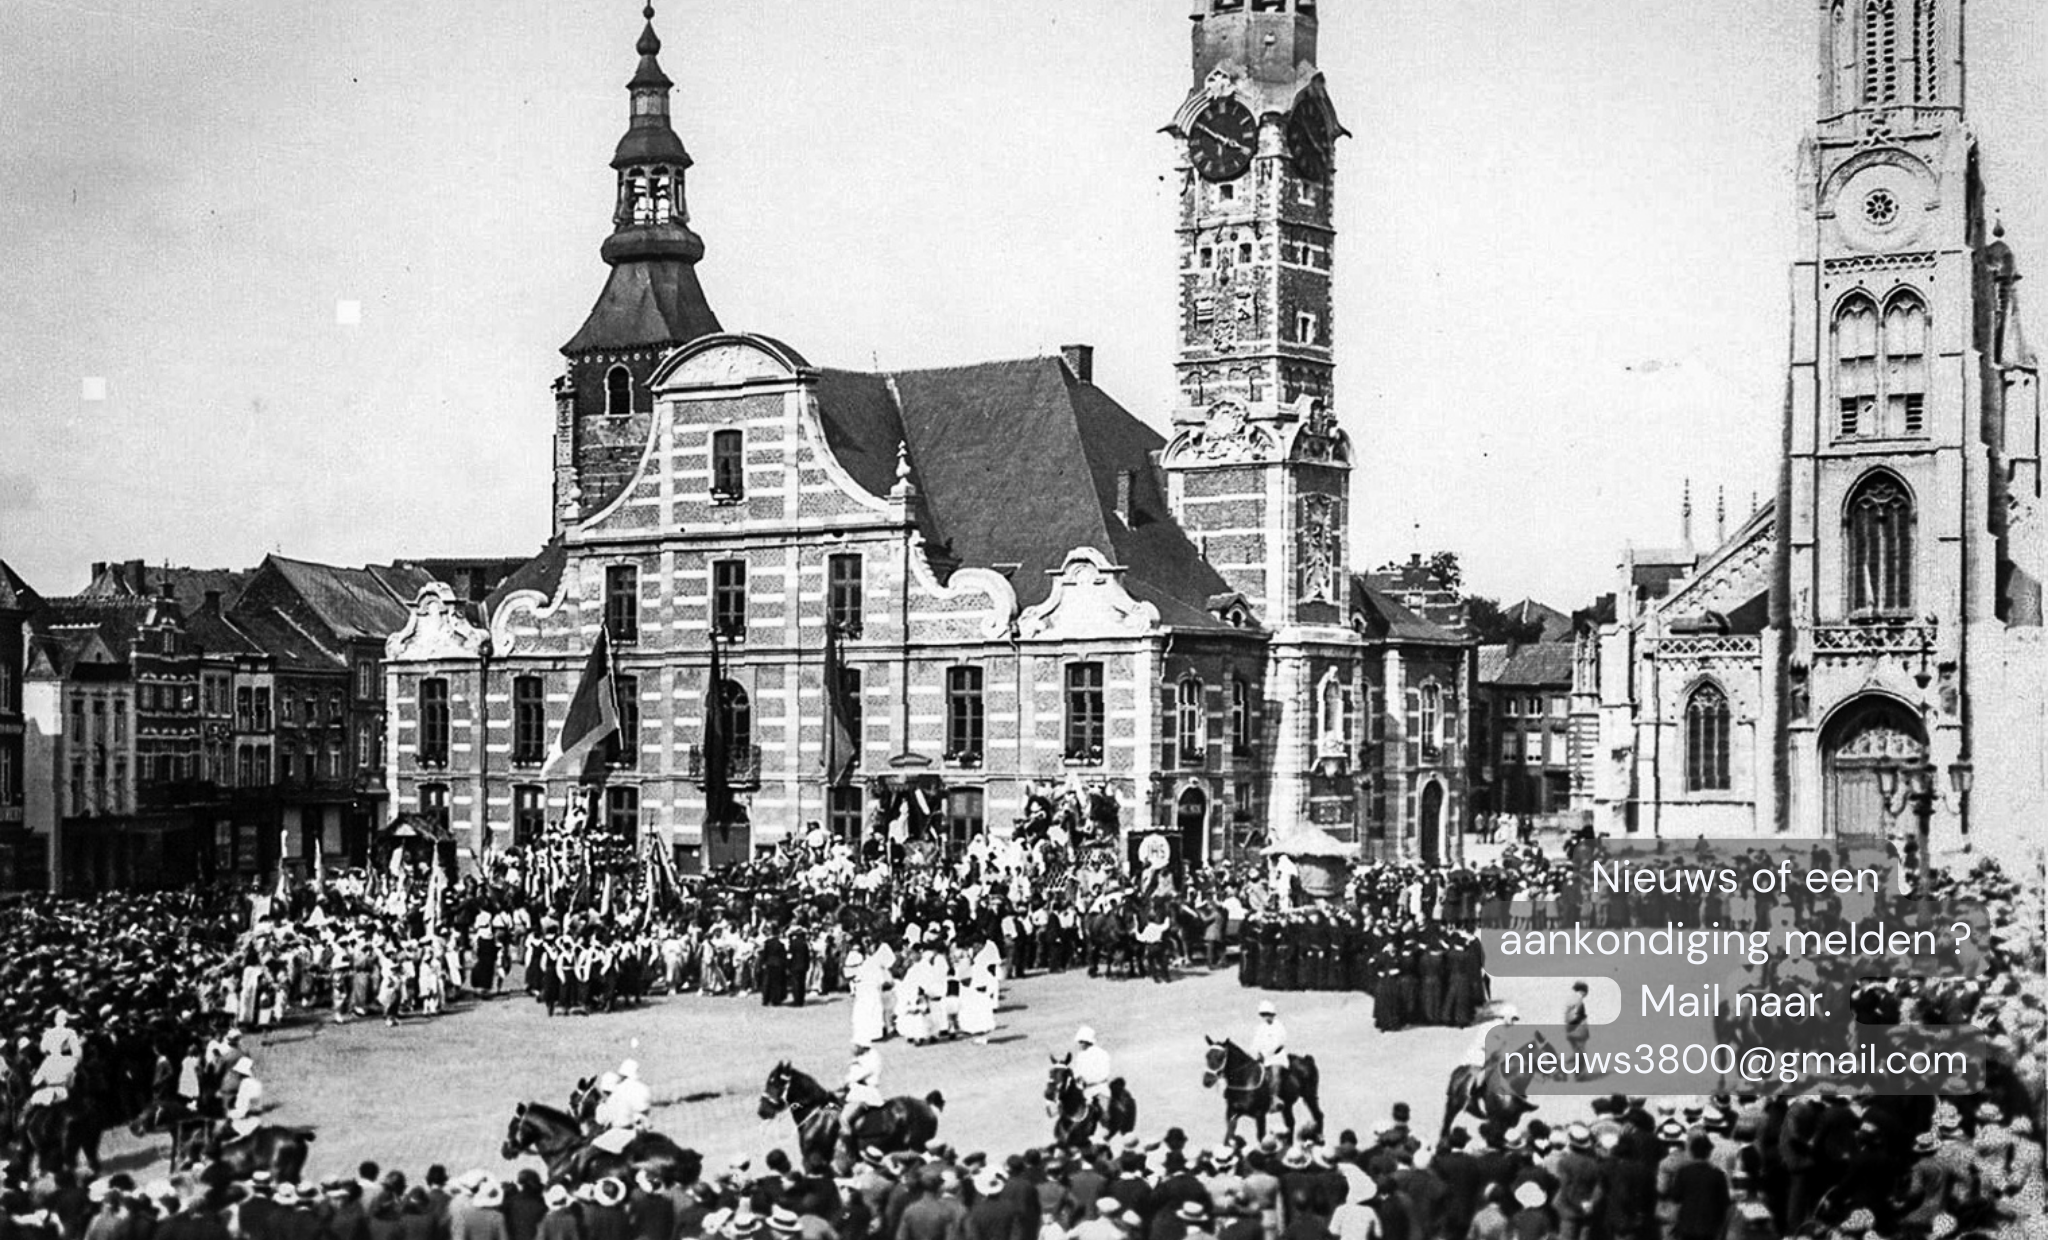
[1834,293,1927,440]
[605,365,633,418]
[1847,471,1915,617]
[1685,683,1733,793]
[1863,0,1900,107]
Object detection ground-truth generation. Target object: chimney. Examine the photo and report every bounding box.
[124,559,146,594]
[91,562,107,585]
[1060,344,1094,384]
[1115,469,1138,525]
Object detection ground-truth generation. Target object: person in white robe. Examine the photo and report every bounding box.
[957,941,1000,1040]
[849,950,889,1045]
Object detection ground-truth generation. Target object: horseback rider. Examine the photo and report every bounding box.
[29,1009,83,1108]
[1072,1027,1112,1120]
[841,1038,883,1136]
[596,1060,652,1132]
[1463,1002,1519,1068]
[1249,1001,1287,1108]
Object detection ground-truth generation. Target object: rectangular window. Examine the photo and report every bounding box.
[1526,695,1543,716]
[605,564,640,644]
[606,785,640,846]
[1177,679,1206,766]
[1065,662,1105,761]
[1503,697,1518,718]
[1523,729,1541,766]
[512,785,546,848]
[512,675,546,765]
[253,688,270,731]
[111,699,125,745]
[281,690,296,724]
[1549,696,1568,718]
[711,428,745,499]
[829,785,864,844]
[357,661,377,698]
[608,675,640,768]
[356,719,376,773]
[946,788,985,852]
[235,687,252,731]
[712,559,747,638]
[828,553,864,636]
[419,783,449,834]
[0,746,14,807]
[280,749,296,783]
[1502,733,1520,764]
[1230,678,1253,755]
[946,666,984,762]
[418,677,450,765]
[1296,311,1319,344]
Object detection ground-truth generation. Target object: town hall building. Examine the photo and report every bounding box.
[382,1,1474,873]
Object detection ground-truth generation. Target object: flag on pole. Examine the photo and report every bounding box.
[702,634,732,840]
[545,629,620,776]
[821,623,857,787]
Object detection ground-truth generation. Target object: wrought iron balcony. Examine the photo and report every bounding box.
[685,744,762,788]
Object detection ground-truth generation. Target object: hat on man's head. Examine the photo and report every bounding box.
[767,1207,802,1236]
[472,1180,505,1210]
[593,1178,627,1208]
[1513,1183,1547,1210]
[543,1186,573,1211]
[1175,1202,1209,1223]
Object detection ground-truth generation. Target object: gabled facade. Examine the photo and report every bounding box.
[1593,0,2046,856]
[384,2,1475,873]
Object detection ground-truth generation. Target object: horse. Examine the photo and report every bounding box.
[1201,1037,1323,1143]
[1438,1029,1550,1146]
[757,1062,942,1173]
[201,1123,316,1184]
[1085,906,1138,979]
[501,1101,698,1186]
[13,1052,121,1181]
[1044,1055,1136,1149]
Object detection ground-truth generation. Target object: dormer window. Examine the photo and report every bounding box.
[711,428,745,500]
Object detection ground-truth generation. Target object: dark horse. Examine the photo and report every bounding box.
[1201,1038,1323,1143]
[13,1055,121,1181]
[1044,1055,1137,1149]
[501,1101,698,1186]
[1439,1029,1550,1146]
[196,1123,317,1185]
[757,1062,942,1173]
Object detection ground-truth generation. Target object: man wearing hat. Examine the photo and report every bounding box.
[1551,1125,1603,1240]
[582,1179,631,1240]
[1073,1027,1114,1119]
[1248,1003,1287,1106]
[536,1186,578,1240]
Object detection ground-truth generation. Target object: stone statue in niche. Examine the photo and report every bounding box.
[1300,495,1338,604]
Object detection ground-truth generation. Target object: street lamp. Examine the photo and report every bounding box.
[1877,755,1973,890]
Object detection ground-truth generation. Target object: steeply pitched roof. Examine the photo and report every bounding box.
[1483,641,1576,688]
[1503,598,1574,642]
[1350,579,1470,646]
[562,261,722,355]
[260,555,420,641]
[0,560,40,611]
[79,563,249,611]
[814,356,1234,625]
[26,597,152,673]
[484,538,570,616]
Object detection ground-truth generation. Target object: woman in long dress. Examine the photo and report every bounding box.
[848,950,888,1045]
[236,951,265,1029]
[956,940,998,1041]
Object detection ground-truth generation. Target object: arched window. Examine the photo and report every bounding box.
[1863,0,1899,107]
[1847,472,1915,616]
[1835,295,1879,438]
[1420,682,1443,753]
[605,365,633,418]
[1883,293,1927,436]
[1914,0,1938,102]
[1685,683,1733,793]
[717,680,752,756]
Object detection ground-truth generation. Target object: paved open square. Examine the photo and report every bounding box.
[103,966,1599,1184]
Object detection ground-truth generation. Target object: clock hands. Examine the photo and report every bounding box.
[1193,120,1251,154]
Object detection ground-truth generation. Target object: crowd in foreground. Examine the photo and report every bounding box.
[4,1085,2043,1240]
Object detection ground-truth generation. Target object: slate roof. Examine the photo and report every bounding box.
[0,560,39,611]
[1503,598,1574,642]
[562,262,722,355]
[484,538,570,616]
[80,564,250,610]
[814,356,1235,625]
[260,556,424,642]
[1350,579,1470,646]
[1481,641,1576,688]
[26,598,152,674]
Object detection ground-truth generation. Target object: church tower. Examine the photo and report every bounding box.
[1780,0,2044,846]
[554,5,722,532]
[1160,0,1360,840]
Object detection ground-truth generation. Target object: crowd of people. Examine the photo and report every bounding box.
[0,805,2041,1240]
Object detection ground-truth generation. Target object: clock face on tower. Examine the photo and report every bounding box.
[1287,105,1331,182]
[1189,99,1257,183]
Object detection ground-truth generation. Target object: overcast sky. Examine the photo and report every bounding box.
[4,0,2045,609]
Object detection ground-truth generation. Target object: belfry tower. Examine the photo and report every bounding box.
[1159,0,1361,838]
[554,4,722,532]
